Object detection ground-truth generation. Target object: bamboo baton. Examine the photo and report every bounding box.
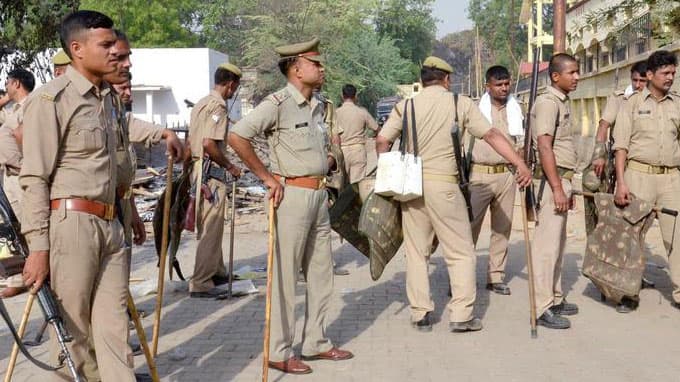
[520,188,538,338]
[262,201,275,382]
[128,293,160,382]
[4,293,35,382]
[152,155,174,357]
[228,180,237,298]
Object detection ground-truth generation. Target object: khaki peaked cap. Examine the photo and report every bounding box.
[422,56,453,73]
[218,62,242,77]
[52,49,71,66]
[275,37,323,62]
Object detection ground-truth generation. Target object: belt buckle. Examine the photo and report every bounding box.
[104,204,115,220]
[318,177,328,190]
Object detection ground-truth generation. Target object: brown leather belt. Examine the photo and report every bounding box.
[50,198,116,221]
[273,174,327,190]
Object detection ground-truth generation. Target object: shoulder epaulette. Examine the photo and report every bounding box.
[613,90,625,97]
[670,90,680,98]
[623,91,638,101]
[37,76,69,102]
[268,88,290,106]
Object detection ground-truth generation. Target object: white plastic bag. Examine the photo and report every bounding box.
[374,99,422,202]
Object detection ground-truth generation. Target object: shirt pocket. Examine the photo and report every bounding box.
[66,119,106,153]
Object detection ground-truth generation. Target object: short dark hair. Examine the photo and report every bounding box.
[485,65,510,83]
[7,68,35,92]
[342,84,357,99]
[548,53,578,78]
[214,67,240,85]
[630,61,647,76]
[114,29,129,44]
[420,66,447,86]
[646,50,678,73]
[60,10,114,58]
[278,58,296,75]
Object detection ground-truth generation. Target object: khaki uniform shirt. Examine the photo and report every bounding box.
[189,90,229,160]
[601,90,625,126]
[613,88,680,167]
[0,99,26,175]
[19,66,117,251]
[337,101,378,146]
[469,103,513,165]
[231,83,329,177]
[379,85,491,177]
[531,86,577,170]
[113,93,165,191]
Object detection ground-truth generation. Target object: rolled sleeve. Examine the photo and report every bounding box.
[612,99,633,152]
[230,100,277,140]
[19,96,60,251]
[601,94,621,125]
[463,98,492,138]
[128,116,165,147]
[378,101,405,142]
[365,109,379,131]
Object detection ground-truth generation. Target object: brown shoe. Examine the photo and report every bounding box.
[302,347,354,361]
[0,286,28,299]
[268,357,312,374]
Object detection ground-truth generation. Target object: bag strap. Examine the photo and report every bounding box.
[399,101,409,154]
[409,98,419,156]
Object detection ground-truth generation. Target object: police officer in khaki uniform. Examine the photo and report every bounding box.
[613,50,680,312]
[19,10,136,381]
[376,56,531,332]
[530,53,580,330]
[53,49,71,78]
[468,65,522,296]
[229,38,353,375]
[0,68,34,298]
[106,30,183,246]
[584,61,648,234]
[188,63,242,298]
[336,84,379,184]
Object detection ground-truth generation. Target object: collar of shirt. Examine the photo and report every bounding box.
[65,65,111,98]
[286,82,321,112]
[209,90,226,104]
[421,84,448,95]
[641,86,675,102]
[547,85,568,102]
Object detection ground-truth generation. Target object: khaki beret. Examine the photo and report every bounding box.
[52,49,71,66]
[218,62,242,77]
[275,37,323,62]
[422,56,453,73]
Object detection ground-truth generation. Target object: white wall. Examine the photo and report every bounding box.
[130,48,241,128]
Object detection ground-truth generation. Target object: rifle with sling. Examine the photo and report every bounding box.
[523,48,541,221]
[450,94,473,221]
[0,185,83,382]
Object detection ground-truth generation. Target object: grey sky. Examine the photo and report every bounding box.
[433,0,474,38]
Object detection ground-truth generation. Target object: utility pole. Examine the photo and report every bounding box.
[553,0,566,54]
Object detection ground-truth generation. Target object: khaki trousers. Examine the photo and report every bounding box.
[190,177,228,293]
[625,169,680,304]
[49,208,134,382]
[469,170,516,284]
[341,144,367,184]
[402,180,476,323]
[531,178,571,317]
[0,173,24,288]
[269,185,333,362]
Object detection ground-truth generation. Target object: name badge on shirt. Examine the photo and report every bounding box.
[638,110,651,115]
[295,122,308,129]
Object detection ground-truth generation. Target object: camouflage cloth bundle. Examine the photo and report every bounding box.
[328,183,371,257]
[583,193,655,303]
[358,192,403,281]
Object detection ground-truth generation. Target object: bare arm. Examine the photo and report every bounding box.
[614,149,630,206]
[376,135,391,154]
[592,119,611,176]
[203,138,240,177]
[537,134,568,212]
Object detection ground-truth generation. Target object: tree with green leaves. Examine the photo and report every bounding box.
[468,0,527,74]
[79,0,199,47]
[0,1,78,79]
